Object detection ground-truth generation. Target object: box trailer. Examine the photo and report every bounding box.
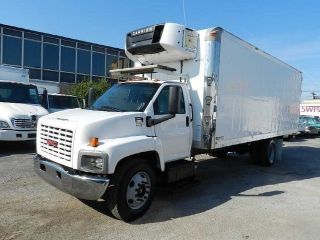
[34,23,302,221]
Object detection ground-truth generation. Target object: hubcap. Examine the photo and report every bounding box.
[126,171,151,210]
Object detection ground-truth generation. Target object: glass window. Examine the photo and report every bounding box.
[43,70,59,82]
[3,28,22,37]
[0,82,39,104]
[92,52,105,76]
[3,36,22,66]
[77,74,90,82]
[78,43,91,50]
[43,43,59,70]
[28,68,41,80]
[60,73,75,83]
[24,40,41,68]
[92,83,160,112]
[48,95,79,109]
[61,39,76,47]
[92,76,105,82]
[61,47,75,72]
[43,36,59,44]
[77,49,91,74]
[153,86,185,115]
[107,49,119,55]
[119,58,131,69]
[24,32,41,41]
[106,55,118,75]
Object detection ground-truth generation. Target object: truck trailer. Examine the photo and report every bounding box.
[34,23,302,221]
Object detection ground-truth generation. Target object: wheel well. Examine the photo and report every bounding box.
[114,151,161,174]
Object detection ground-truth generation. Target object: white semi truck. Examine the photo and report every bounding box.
[0,65,48,141]
[34,23,302,221]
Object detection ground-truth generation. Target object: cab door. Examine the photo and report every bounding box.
[152,84,192,162]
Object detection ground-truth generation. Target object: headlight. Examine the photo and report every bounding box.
[79,152,108,173]
[0,121,10,129]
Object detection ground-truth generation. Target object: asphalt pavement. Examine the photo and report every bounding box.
[0,137,319,240]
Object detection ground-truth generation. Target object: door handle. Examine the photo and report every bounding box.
[186,116,190,127]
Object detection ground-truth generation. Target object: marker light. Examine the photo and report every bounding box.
[89,137,99,147]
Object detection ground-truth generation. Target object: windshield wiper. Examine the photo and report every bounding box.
[97,105,123,112]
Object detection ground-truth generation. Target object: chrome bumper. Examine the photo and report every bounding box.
[34,155,110,200]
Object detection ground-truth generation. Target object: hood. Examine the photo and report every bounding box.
[0,102,48,119]
[40,108,154,141]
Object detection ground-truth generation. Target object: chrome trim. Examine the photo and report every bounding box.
[34,155,109,200]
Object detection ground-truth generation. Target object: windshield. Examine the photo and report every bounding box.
[0,82,39,104]
[48,95,80,109]
[92,83,160,112]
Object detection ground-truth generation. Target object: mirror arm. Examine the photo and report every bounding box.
[147,114,176,127]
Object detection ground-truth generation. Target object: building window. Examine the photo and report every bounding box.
[106,55,118,75]
[43,43,59,70]
[60,72,75,83]
[77,49,91,74]
[43,70,59,82]
[61,47,75,72]
[92,52,105,76]
[119,57,131,69]
[77,74,90,82]
[28,69,41,80]
[3,36,22,66]
[24,40,41,68]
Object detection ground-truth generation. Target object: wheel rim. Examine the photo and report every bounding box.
[268,143,275,164]
[126,171,151,210]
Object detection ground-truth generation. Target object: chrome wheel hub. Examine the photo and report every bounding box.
[126,171,151,209]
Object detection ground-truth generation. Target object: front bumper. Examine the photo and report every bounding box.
[0,129,36,141]
[34,155,110,200]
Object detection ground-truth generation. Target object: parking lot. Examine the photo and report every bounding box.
[0,137,320,240]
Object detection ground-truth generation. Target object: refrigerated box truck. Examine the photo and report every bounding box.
[0,65,48,141]
[34,23,302,221]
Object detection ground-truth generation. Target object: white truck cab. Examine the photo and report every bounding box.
[39,92,81,113]
[34,23,302,221]
[0,66,48,141]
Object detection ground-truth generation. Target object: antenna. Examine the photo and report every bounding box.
[182,0,187,26]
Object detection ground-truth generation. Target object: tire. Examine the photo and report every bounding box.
[250,138,281,166]
[105,158,156,222]
[259,139,276,166]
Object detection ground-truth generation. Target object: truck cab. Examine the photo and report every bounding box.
[0,81,48,141]
[39,93,81,113]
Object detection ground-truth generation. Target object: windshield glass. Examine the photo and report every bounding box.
[92,83,160,112]
[48,95,80,109]
[0,82,39,104]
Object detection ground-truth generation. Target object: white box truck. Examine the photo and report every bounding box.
[34,23,302,221]
[0,65,48,141]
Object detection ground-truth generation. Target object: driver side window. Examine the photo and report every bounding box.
[153,86,185,115]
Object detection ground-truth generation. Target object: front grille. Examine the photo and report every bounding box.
[39,124,74,161]
[11,118,34,128]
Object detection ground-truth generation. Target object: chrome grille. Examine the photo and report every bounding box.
[11,118,34,128]
[39,124,73,161]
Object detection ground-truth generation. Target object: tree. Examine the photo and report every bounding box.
[67,77,110,105]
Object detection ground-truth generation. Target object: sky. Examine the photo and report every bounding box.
[0,0,319,99]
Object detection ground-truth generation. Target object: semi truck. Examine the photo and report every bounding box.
[0,65,48,141]
[34,23,302,221]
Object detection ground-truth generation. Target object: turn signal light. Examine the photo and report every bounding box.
[89,137,99,147]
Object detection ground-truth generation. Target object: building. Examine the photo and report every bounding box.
[0,23,131,93]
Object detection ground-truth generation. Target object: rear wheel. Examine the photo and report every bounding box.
[250,138,282,166]
[105,158,156,222]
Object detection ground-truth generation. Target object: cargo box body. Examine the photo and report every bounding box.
[142,27,302,150]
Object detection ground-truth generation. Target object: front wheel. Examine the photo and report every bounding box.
[105,158,156,222]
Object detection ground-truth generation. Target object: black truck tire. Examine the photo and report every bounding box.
[250,138,283,166]
[105,158,156,222]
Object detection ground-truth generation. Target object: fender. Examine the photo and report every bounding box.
[95,135,164,174]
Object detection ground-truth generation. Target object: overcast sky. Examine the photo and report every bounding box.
[1,0,319,99]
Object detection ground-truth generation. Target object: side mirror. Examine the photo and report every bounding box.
[168,86,180,115]
[88,88,96,107]
[42,89,48,109]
